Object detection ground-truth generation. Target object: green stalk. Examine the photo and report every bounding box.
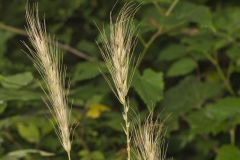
[230,128,235,145]
[67,151,71,160]
[138,0,179,66]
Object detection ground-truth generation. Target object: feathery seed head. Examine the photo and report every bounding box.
[99,2,138,105]
[132,114,167,160]
[24,4,71,156]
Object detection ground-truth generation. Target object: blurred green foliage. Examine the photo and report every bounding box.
[0,0,240,159]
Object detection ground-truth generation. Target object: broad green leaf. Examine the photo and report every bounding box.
[163,76,222,115]
[208,98,240,120]
[133,69,164,111]
[0,116,22,130]
[72,61,106,82]
[186,97,240,134]
[159,2,213,29]
[158,44,188,61]
[178,2,213,28]
[214,7,240,36]
[227,45,240,61]
[77,40,99,56]
[70,81,110,104]
[139,6,164,33]
[167,58,197,77]
[0,89,41,101]
[182,32,216,54]
[0,72,33,89]
[216,145,240,160]
[17,122,40,143]
[79,150,105,160]
[186,109,216,134]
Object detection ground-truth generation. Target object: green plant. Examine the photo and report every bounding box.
[1,0,240,159]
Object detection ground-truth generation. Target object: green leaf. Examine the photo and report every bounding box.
[167,58,197,77]
[0,72,33,89]
[79,150,105,160]
[177,2,213,28]
[77,40,99,56]
[182,32,217,54]
[208,98,240,120]
[186,97,240,134]
[0,89,41,101]
[216,145,240,160]
[163,76,222,116]
[72,61,106,82]
[158,44,188,61]
[159,2,213,29]
[214,7,240,36]
[133,69,164,111]
[139,6,164,33]
[17,122,40,143]
[227,45,240,60]
[70,81,110,104]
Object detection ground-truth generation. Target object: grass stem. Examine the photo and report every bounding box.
[138,0,179,66]
[123,102,131,160]
[67,152,71,160]
[230,128,235,145]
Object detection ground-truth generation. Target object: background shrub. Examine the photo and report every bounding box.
[0,0,240,159]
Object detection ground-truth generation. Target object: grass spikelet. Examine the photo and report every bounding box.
[99,2,138,104]
[132,113,167,160]
[24,4,72,159]
[98,2,139,160]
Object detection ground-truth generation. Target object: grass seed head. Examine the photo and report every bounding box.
[24,4,72,157]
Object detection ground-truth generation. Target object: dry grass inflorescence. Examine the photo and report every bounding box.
[98,2,167,160]
[24,4,72,160]
[98,2,139,160]
[132,114,167,160]
[24,2,168,160]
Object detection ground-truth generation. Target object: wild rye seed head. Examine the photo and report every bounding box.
[98,2,138,104]
[132,114,167,160]
[24,4,71,156]
[98,3,139,159]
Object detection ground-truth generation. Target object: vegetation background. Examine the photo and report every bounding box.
[0,0,240,159]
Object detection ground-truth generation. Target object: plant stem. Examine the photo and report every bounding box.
[123,101,131,160]
[203,52,234,95]
[215,63,234,95]
[0,22,92,60]
[67,151,71,160]
[138,28,162,66]
[165,0,179,16]
[137,0,179,66]
[204,52,236,145]
[230,128,235,145]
